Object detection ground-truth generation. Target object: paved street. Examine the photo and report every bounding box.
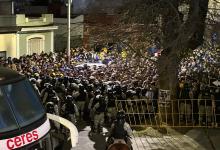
[74,121,108,150]
[72,123,220,150]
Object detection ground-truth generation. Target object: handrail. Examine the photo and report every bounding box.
[47,113,78,148]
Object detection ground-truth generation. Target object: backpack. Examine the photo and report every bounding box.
[96,101,107,113]
[65,103,75,114]
[112,120,127,139]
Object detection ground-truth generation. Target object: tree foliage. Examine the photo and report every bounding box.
[121,0,209,57]
[117,0,211,100]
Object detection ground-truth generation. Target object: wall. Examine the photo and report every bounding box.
[23,6,48,15]
[54,15,84,51]
[0,15,16,27]
[0,33,17,57]
[18,31,53,56]
[0,14,53,27]
[0,1,12,15]
[16,14,53,26]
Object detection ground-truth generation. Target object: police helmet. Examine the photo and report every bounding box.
[135,87,142,95]
[52,77,57,83]
[58,77,64,83]
[126,90,133,97]
[70,83,79,91]
[48,90,56,97]
[121,85,127,92]
[96,94,104,101]
[51,96,58,104]
[69,77,74,83]
[34,73,39,80]
[116,111,126,121]
[114,85,122,94]
[66,95,73,103]
[63,76,69,82]
[45,83,53,89]
[107,87,113,94]
[87,84,94,92]
[78,84,84,91]
[82,79,89,86]
[46,102,54,113]
[29,78,37,84]
[95,89,101,95]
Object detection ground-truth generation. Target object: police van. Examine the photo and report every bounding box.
[0,67,51,149]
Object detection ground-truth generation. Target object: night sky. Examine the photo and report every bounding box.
[74,0,124,13]
[16,0,124,13]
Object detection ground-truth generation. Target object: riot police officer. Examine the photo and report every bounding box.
[106,111,133,150]
[61,95,79,124]
[41,83,57,104]
[45,102,60,131]
[92,95,107,134]
[179,82,192,122]
[29,78,40,95]
[75,84,88,120]
[106,88,117,124]
[54,78,66,102]
[50,96,60,116]
[46,102,55,114]
[198,86,215,125]
[88,91,102,132]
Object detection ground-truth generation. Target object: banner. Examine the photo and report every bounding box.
[158,89,171,108]
[0,119,50,150]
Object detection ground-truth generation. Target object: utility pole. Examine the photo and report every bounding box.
[67,0,72,64]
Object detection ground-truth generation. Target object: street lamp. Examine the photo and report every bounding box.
[67,0,72,64]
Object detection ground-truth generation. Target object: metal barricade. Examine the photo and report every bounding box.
[115,99,220,128]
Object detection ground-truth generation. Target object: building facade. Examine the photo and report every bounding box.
[0,14,57,58]
[54,15,84,51]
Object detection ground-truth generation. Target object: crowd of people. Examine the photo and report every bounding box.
[0,45,219,134]
[178,47,220,126]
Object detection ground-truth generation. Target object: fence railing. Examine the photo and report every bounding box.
[47,113,78,149]
[115,99,220,128]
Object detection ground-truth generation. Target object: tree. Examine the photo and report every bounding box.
[116,0,210,123]
[121,0,208,94]
[86,0,210,95]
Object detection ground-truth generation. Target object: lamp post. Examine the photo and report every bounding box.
[67,0,72,64]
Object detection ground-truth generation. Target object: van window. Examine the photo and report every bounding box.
[3,79,45,128]
[0,89,18,132]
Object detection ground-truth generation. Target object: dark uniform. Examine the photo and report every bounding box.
[62,95,79,124]
[92,95,107,133]
[45,102,60,131]
[106,89,117,124]
[214,88,220,125]
[75,85,88,120]
[179,83,192,121]
[107,111,133,150]
[198,87,215,125]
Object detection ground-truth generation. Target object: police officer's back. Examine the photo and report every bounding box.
[107,111,133,149]
[110,111,132,139]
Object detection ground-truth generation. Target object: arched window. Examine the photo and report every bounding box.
[27,35,45,55]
